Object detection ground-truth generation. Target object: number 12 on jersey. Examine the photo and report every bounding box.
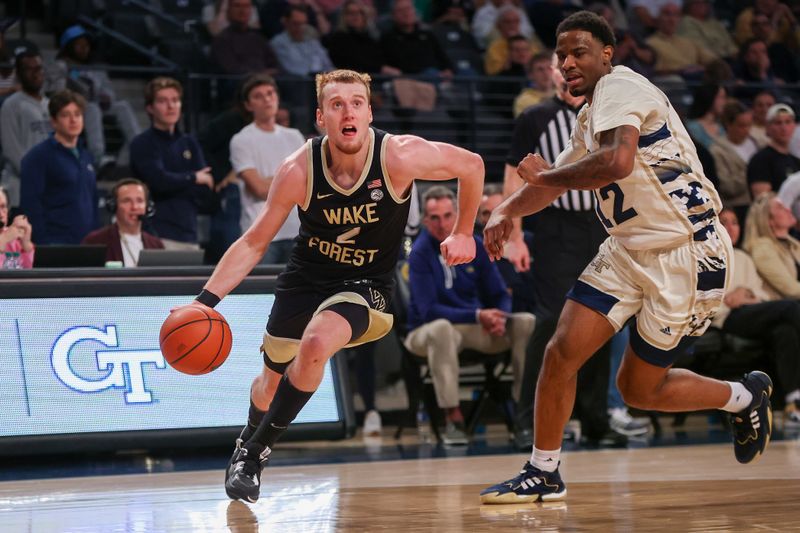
[594,183,638,229]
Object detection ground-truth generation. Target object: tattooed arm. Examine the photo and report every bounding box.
[518,125,639,190]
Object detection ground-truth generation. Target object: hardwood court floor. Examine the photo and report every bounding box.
[2,441,799,532]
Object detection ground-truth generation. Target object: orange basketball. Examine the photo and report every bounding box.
[159,305,233,375]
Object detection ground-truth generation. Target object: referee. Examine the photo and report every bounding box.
[503,54,621,448]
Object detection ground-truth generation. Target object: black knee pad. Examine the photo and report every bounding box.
[326,302,370,343]
[262,349,292,374]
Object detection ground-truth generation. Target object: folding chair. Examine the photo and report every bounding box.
[391,259,516,442]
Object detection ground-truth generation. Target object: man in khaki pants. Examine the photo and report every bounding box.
[405,185,536,445]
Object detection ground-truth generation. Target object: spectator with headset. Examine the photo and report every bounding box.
[82,178,164,266]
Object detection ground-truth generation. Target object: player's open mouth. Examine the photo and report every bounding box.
[342,126,357,137]
[565,75,582,87]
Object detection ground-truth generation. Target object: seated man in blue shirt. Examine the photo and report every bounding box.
[20,89,98,244]
[404,185,536,444]
[130,77,215,249]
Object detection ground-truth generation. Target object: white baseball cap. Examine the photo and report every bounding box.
[766,103,796,123]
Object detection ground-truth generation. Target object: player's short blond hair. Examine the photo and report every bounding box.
[315,69,372,108]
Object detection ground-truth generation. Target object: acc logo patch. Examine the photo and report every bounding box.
[370,189,384,201]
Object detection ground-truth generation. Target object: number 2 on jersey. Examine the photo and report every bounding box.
[336,226,361,244]
[595,183,638,228]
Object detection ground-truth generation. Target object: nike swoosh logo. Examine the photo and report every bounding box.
[317,192,334,199]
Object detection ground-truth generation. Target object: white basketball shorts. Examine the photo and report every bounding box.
[566,226,732,367]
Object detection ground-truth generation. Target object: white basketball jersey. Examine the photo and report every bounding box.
[571,66,722,250]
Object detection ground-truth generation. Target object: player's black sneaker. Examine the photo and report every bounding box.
[731,371,773,464]
[224,439,271,503]
[480,461,567,504]
[224,427,253,485]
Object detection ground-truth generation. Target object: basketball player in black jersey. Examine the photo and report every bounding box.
[172,69,484,503]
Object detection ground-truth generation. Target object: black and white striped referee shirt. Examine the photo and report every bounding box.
[506,96,594,212]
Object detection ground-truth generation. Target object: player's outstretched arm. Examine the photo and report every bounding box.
[485,133,588,262]
[519,125,639,190]
[200,148,307,302]
[501,163,536,271]
[385,135,484,265]
[483,182,566,261]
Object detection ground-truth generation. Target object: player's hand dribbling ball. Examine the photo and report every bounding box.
[160,304,232,375]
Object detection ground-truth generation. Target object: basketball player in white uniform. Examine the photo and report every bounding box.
[480,11,773,504]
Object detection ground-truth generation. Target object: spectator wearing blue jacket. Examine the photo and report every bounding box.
[404,185,535,444]
[130,77,216,248]
[20,90,98,245]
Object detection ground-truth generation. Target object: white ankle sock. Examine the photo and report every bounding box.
[721,382,753,413]
[531,447,561,472]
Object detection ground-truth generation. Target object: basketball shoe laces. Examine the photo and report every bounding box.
[234,443,271,485]
[507,462,553,490]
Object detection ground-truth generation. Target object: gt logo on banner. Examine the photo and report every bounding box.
[51,325,165,403]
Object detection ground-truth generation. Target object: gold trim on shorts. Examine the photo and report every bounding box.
[262,335,302,364]
[262,290,394,362]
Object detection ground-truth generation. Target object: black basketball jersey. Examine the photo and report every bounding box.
[281,128,411,290]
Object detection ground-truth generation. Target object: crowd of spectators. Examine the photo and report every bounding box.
[0,0,799,443]
[46,25,142,166]
[0,2,797,269]
[3,1,799,121]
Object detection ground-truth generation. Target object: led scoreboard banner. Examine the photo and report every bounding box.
[0,268,354,454]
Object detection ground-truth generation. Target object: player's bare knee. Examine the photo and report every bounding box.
[297,333,332,367]
[299,331,325,355]
[542,339,577,377]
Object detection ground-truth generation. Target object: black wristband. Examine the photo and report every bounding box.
[195,289,221,308]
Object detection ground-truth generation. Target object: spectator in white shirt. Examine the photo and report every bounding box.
[229,73,306,263]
